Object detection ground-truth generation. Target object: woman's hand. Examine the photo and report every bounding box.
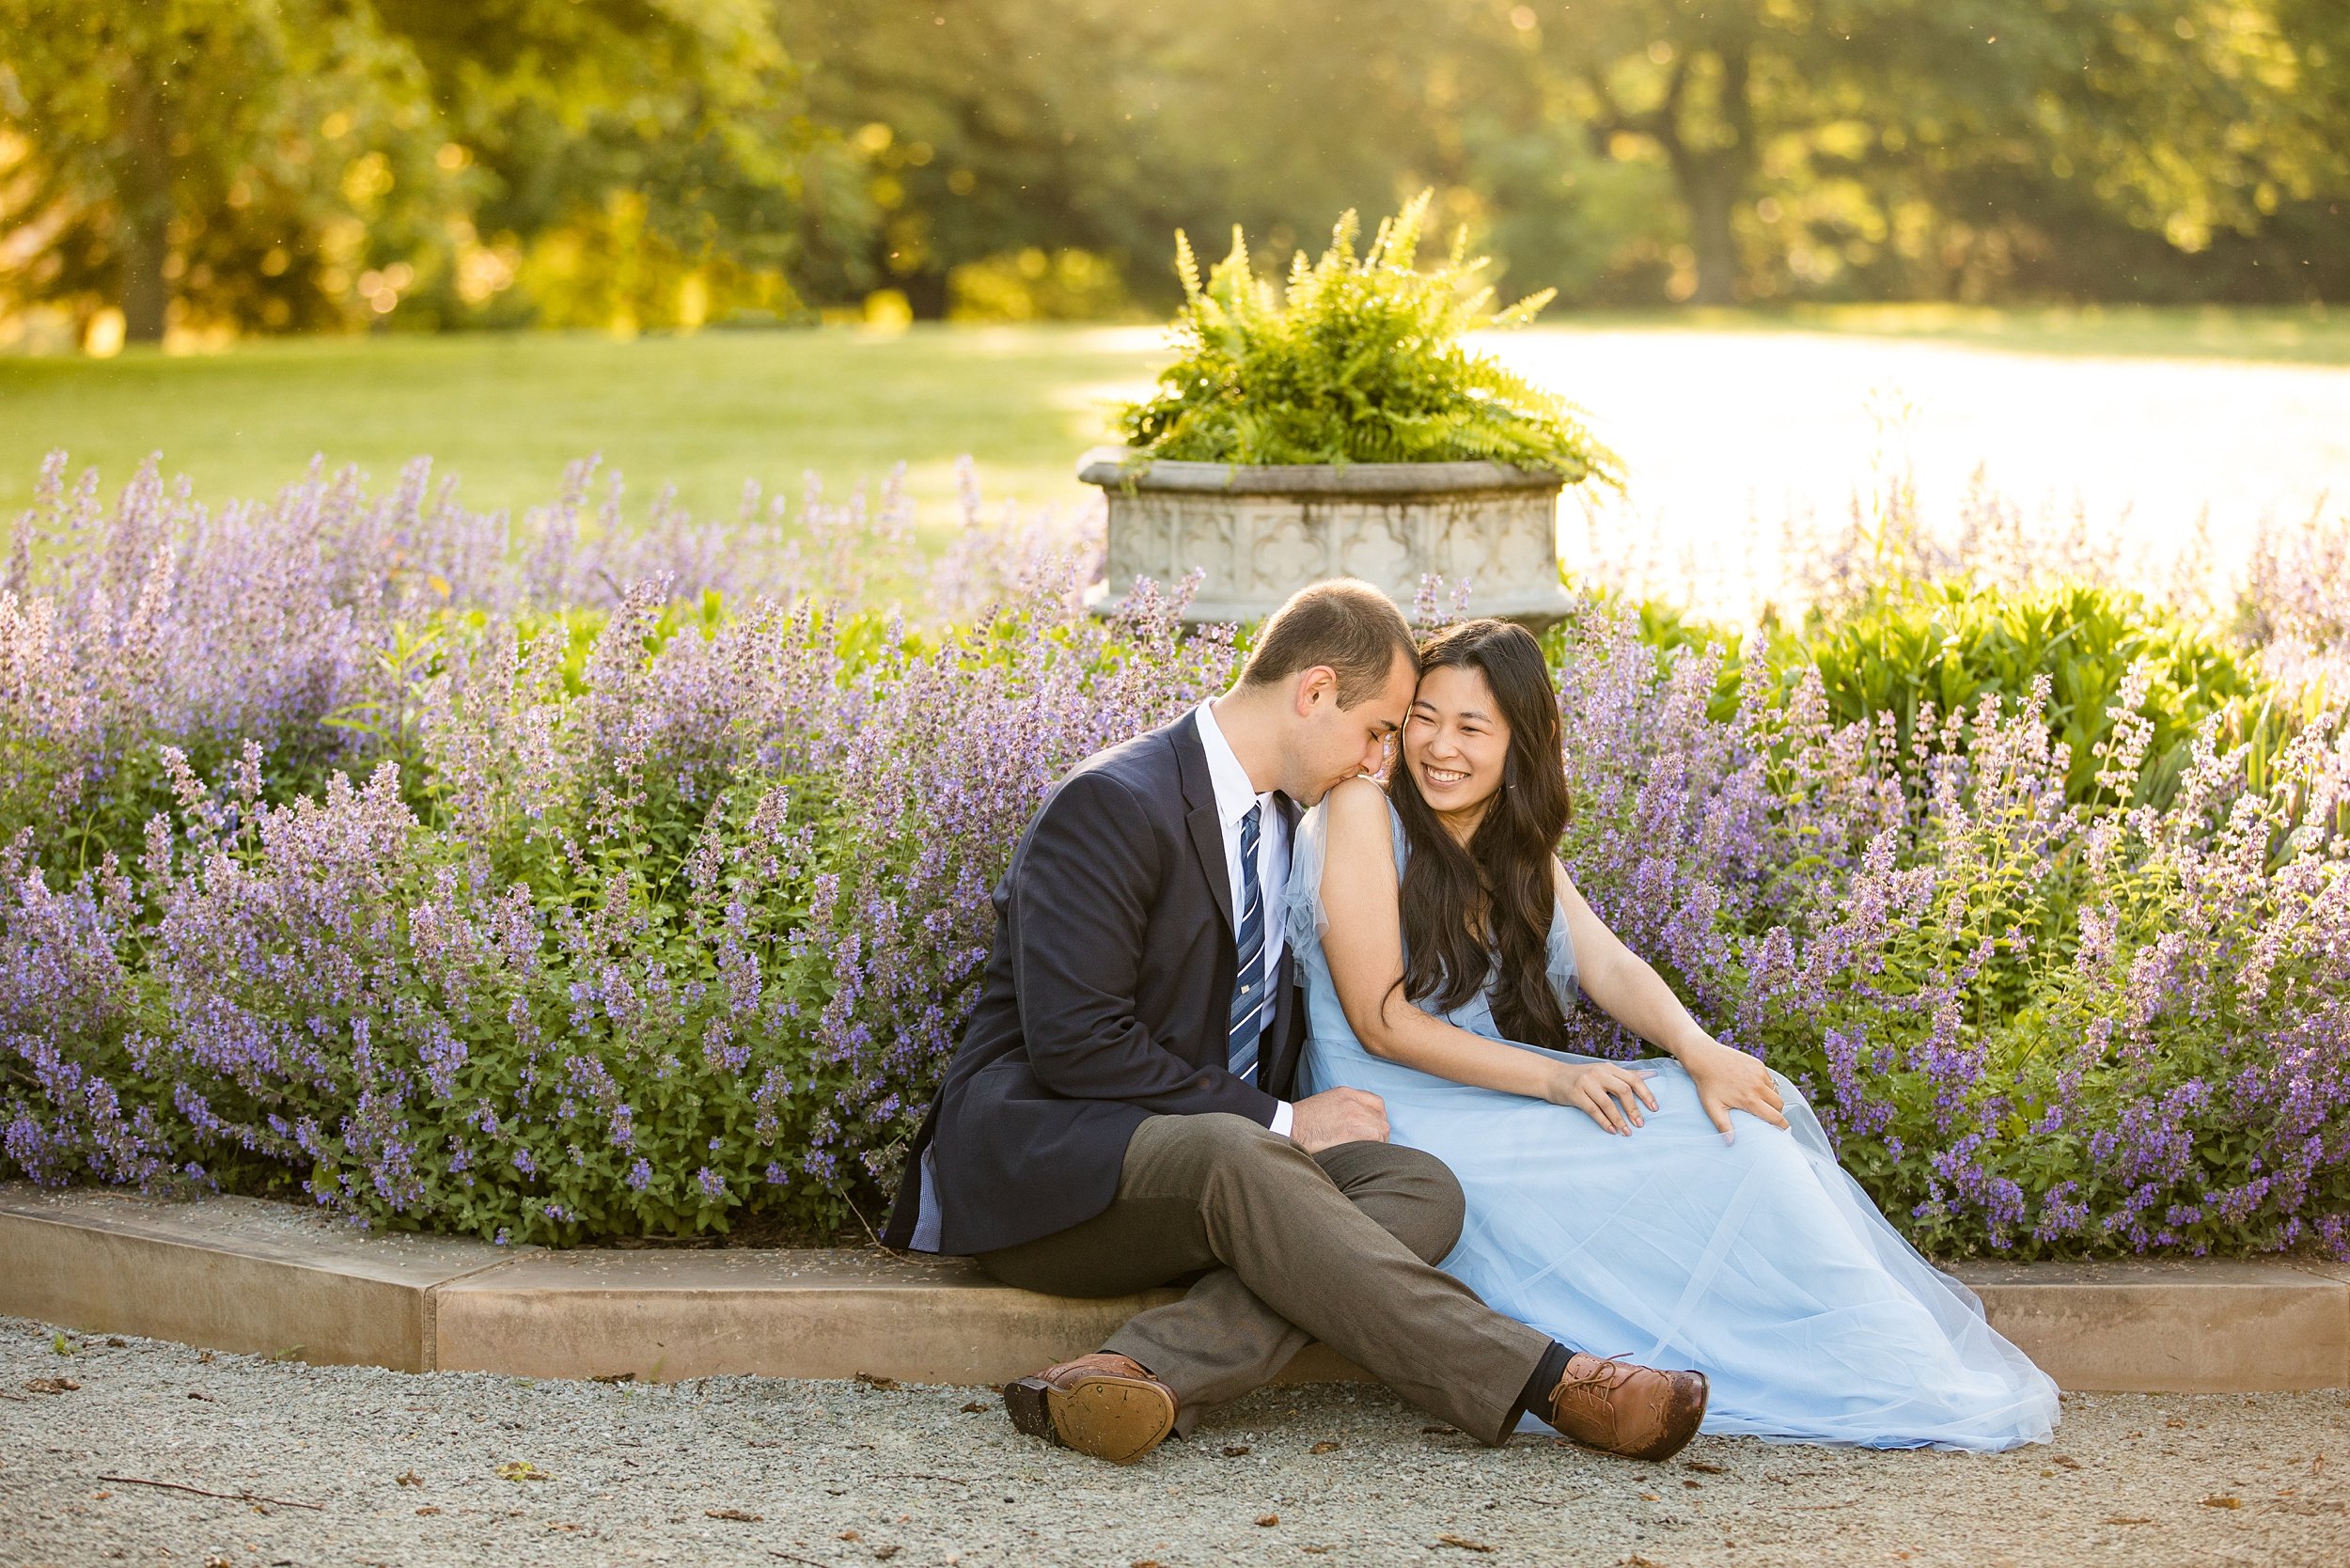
[1547,1059,1661,1136]
[1679,1037,1790,1144]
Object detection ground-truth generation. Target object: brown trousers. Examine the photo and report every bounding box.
[977,1113,1551,1445]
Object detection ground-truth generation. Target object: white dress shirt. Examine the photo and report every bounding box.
[1195,703,1294,1137]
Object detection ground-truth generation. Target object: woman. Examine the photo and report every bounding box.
[1292,619,2059,1449]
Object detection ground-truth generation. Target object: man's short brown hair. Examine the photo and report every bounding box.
[1239,579,1418,708]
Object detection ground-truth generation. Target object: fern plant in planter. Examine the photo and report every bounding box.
[1085,193,1620,624]
[1121,193,1620,480]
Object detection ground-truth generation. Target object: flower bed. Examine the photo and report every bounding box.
[3,455,2347,1259]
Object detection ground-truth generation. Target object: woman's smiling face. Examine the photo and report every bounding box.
[1403,662,1512,818]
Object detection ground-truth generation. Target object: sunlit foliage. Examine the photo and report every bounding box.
[3,2,2346,342]
[1120,194,1622,476]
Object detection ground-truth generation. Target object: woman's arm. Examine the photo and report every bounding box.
[1317,778,1659,1134]
[1555,863,1790,1141]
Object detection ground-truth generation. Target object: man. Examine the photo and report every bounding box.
[885,579,1705,1463]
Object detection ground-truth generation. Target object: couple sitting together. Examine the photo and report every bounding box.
[885,579,2058,1464]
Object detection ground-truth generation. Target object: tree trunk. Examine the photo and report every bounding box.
[115,65,173,344]
[900,267,950,321]
[1664,40,1756,306]
[1682,164,1743,306]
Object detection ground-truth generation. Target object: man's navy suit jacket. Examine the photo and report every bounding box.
[883,714,1305,1256]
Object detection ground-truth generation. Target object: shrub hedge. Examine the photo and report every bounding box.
[3,455,2346,1259]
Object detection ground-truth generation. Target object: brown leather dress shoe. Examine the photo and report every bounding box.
[1003,1352,1178,1464]
[1542,1352,1708,1461]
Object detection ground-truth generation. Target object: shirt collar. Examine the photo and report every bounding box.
[1194,702,1265,828]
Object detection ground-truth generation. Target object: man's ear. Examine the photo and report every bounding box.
[1293,665,1339,714]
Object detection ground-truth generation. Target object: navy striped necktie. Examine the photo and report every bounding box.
[1229,802,1269,1085]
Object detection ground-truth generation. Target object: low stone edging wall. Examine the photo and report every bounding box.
[5,1184,2344,1393]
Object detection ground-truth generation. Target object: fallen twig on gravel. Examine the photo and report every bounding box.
[766,1551,833,1567]
[97,1475,325,1511]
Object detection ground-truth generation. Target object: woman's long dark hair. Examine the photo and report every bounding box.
[1390,619,1574,1051]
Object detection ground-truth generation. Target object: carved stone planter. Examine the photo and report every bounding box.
[1077,447,1573,625]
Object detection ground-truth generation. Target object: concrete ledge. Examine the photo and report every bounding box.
[1946,1257,2350,1393]
[1075,446,1564,495]
[5,1184,2342,1392]
[431,1249,1185,1385]
[0,1186,526,1372]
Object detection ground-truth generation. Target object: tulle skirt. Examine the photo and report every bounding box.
[1301,1037,2060,1450]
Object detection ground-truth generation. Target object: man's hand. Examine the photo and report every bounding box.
[1288,1087,1389,1152]
[1681,1037,1790,1144]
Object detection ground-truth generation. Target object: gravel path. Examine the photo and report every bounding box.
[3,1315,2344,1568]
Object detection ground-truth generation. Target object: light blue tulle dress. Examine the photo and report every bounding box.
[1290,802,2060,1450]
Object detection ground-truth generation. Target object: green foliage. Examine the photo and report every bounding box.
[0,1,464,340]
[1736,677,2350,1261]
[947,248,1136,323]
[6,2,2348,340]
[1760,579,2266,805]
[10,448,2347,1260]
[1576,575,2285,811]
[1119,195,1623,477]
[0,0,846,340]
[141,750,854,1247]
[771,1,2350,315]
[1557,593,2350,1262]
[1547,589,1747,719]
[1529,0,2350,306]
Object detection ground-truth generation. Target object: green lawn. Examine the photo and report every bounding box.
[0,325,1171,527]
[3,306,2344,530]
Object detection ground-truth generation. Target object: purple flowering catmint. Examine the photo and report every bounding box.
[4,451,2344,1261]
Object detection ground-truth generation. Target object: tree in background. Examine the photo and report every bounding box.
[0,0,853,342]
[0,1,461,342]
[774,0,1161,317]
[779,0,2348,314]
[1511,0,2349,306]
[775,0,1652,318]
[380,0,860,332]
[4,0,2346,339]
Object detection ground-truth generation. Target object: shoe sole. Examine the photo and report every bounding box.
[1004,1373,1176,1464]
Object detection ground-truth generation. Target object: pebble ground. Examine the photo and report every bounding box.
[3,1314,2344,1567]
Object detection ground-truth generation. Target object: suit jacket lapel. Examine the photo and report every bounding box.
[1171,713,1235,933]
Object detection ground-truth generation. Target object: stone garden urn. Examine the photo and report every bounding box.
[1077,446,1573,626]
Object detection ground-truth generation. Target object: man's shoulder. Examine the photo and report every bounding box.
[1061,716,1189,805]
[1012,718,1190,871]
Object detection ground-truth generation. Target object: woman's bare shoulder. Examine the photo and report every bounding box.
[1324,776,1391,831]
